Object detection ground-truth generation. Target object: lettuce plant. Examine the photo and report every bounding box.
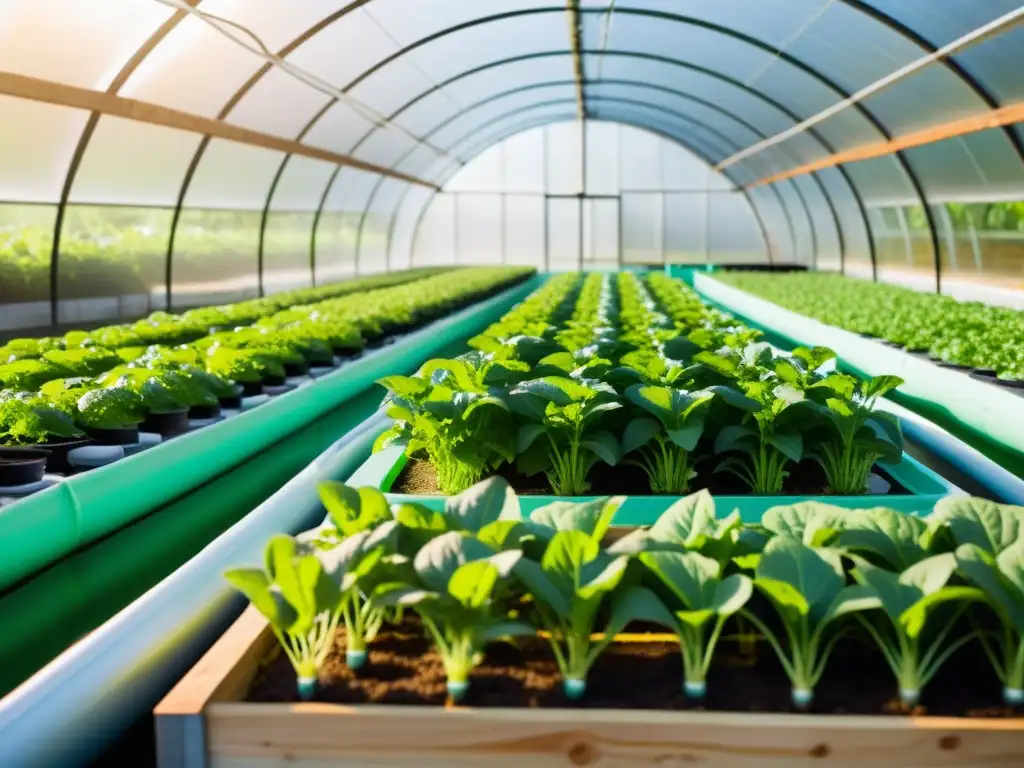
[511,376,622,495]
[633,550,753,698]
[808,375,904,494]
[225,533,387,699]
[73,387,145,429]
[513,530,634,698]
[623,385,758,494]
[375,360,516,494]
[851,554,984,707]
[742,537,878,708]
[0,393,82,445]
[955,542,1024,704]
[372,532,530,701]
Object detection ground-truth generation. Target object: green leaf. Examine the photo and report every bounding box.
[835,508,929,569]
[513,557,572,616]
[581,429,621,466]
[444,475,521,531]
[899,586,985,639]
[394,503,449,532]
[714,424,756,455]
[377,375,429,399]
[612,585,677,628]
[713,574,754,616]
[529,496,623,542]
[621,416,662,454]
[667,419,706,452]
[511,376,591,406]
[756,537,845,625]
[640,549,720,614]
[762,502,847,546]
[931,497,1024,555]
[448,560,501,608]
[516,422,547,453]
[766,431,803,462]
[863,375,904,400]
[224,567,297,631]
[956,543,1024,634]
[705,385,761,412]
[821,584,880,624]
[477,520,531,551]
[647,489,716,548]
[412,531,495,593]
[578,553,629,600]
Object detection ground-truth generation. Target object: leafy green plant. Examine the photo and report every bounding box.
[73,386,146,429]
[633,550,753,698]
[851,553,984,707]
[742,536,878,708]
[372,532,529,701]
[0,393,83,445]
[513,530,634,698]
[623,385,758,494]
[225,533,386,699]
[808,376,904,494]
[511,376,622,495]
[375,359,516,494]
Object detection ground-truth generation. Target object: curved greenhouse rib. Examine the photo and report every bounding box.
[351,97,791,273]
[47,0,201,326]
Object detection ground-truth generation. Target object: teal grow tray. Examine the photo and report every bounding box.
[345,439,961,526]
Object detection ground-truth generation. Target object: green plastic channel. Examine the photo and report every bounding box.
[0,388,383,699]
[346,442,956,525]
[0,275,542,591]
[693,273,1024,477]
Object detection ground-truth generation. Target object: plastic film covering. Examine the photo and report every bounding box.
[0,0,1023,320]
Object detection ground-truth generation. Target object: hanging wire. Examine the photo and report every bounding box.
[151,0,455,162]
[717,4,1024,171]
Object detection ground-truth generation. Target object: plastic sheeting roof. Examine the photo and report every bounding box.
[2,0,1023,274]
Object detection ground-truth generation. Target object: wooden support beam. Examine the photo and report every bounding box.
[567,0,586,120]
[746,102,1024,188]
[0,70,439,189]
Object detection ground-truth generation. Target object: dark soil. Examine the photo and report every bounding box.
[392,458,910,497]
[246,621,1018,718]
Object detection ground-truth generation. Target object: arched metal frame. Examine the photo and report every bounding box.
[351,89,806,273]
[40,1,1024,318]
[400,116,775,272]
[322,47,871,279]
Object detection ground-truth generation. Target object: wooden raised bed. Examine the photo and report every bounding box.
[155,605,1024,767]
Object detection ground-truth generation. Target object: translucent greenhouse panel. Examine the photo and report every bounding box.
[0,97,90,203]
[618,126,663,191]
[504,195,546,267]
[413,194,457,266]
[0,0,172,89]
[56,206,171,324]
[621,193,663,265]
[269,157,336,212]
[389,186,436,271]
[344,59,438,120]
[815,167,872,278]
[902,129,1024,204]
[354,125,420,170]
[842,155,920,208]
[708,193,768,264]
[121,1,341,118]
[663,143,732,192]
[183,140,284,210]
[429,56,576,121]
[502,128,546,193]
[360,179,409,274]
[769,182,813,265]
[745,186,794,263]
[546,122,583,195]
[933,201,1024,310]
[69,118,201,206]
[316,168,378,277]
[583,198,620,268]
[455,194,503,264]
[0,204,56,331]
[446,144,504,192]
[314,211,358,284]
[303,101,377,156]
[585,122,620,196]
[366,0,552,48]
[793,176,841,272]
[664,193,709,264]
[170,209,260,309]
[226,65,333,140]
[547,198,582,271]
[263,211,314,294]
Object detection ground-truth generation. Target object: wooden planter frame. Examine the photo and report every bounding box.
[156,604,1024,767]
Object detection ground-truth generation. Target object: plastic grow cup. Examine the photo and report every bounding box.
[563,678,587,700]
[1005,687,1024,706]
[0,448,49,486]
[792,688,813,709]
[346,650,367,670]
[899,688,920,707]
[684,681,706,699]
[297,676,317,701]
[446,680,469,702]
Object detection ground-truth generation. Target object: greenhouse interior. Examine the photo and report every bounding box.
[1,1,1024,766]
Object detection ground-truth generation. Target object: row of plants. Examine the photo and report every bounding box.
[0,267,532,455]
[374,271,905,498]
[229,477,1024,711]
[715,271,1024,383]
